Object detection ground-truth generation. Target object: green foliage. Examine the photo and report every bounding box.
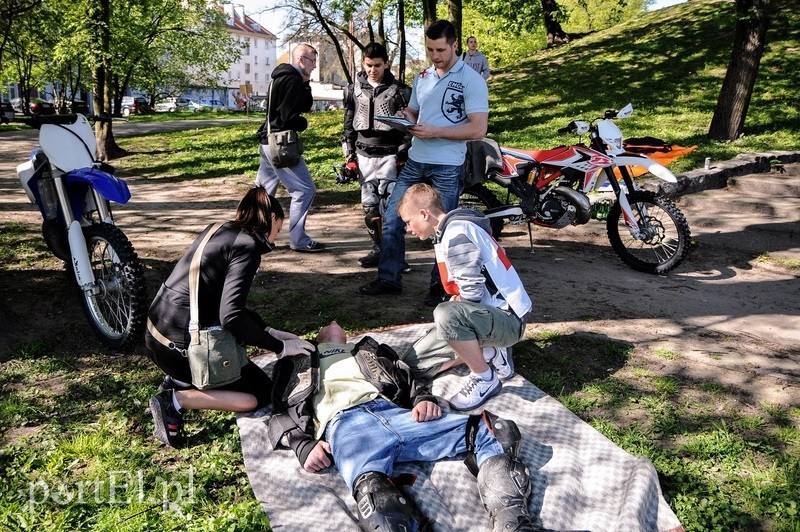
[461,9,549,67]
[467,0,647,57]
[0,0,239,110]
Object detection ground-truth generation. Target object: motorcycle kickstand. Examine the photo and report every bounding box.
[527,220,535,254]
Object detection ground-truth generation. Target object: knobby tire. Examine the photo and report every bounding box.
[606,190,691,274]
[71,223,147,350]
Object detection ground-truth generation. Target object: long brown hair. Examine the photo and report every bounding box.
[230,187,284,236]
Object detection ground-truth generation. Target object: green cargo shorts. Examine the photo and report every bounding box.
[400,300,525,379]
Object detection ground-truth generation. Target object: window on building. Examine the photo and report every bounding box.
[254,39,258,49]
[254,56,258,65]
[244,37,250,56]
[245,63,250,74]
[255,73,259,82]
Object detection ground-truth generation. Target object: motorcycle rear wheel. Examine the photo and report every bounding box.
[459,183,504,238]
[607,190,690,274]
[70,223,147,350]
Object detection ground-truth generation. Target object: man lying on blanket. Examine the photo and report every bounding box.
[267,321,537,532]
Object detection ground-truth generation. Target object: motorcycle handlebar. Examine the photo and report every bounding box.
[558,120,577,134]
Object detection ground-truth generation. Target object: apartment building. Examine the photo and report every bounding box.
[219,4,278,108]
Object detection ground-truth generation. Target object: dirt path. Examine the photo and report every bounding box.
[1,124,797,408]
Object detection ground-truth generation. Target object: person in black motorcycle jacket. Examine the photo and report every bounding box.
[267,321,538,532]
[341,42,412,268]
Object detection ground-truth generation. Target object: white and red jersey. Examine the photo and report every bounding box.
[434,209,532,320]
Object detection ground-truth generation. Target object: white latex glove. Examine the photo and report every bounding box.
[278,338,315,358]
[266,327,300,341]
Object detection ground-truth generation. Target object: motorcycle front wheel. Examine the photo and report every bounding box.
[459,183,504,239]
[607,190,691,274]
[72,223,147,350]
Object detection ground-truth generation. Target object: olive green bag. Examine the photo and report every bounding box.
[187,223,249,389]
[261,80,303,168]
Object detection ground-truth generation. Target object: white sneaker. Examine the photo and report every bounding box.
[449,372,501,411]
[484,346,515,381]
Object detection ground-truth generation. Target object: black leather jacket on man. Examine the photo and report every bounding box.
[265,63,313,133]
[267,337,437,467]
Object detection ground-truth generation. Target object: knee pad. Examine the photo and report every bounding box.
[361,182,380,213]
[353,471,425,532]
[477,454,534,531]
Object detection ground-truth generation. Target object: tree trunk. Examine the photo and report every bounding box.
[541,0,569,46]
[398,0,406,83]
[422,0,436,30]
[90,0,122,160]
[448,0,463,54]
[708,0,769,141]
[305,0,353,84]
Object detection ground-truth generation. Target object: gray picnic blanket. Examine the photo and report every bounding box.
[237,323,683,532]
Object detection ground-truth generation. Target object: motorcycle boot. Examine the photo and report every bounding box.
[360,214,410,272]
[477,453,537,532]
[352,471,429,531]
[463,410,522,476]
[359,214,382,268]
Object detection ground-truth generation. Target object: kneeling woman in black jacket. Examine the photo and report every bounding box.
[145,187,314,447]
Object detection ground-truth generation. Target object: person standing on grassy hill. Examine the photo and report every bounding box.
[145,188,315,448]
[462,36,491,80]
[341,42,412,269]
[396,184,532,411]
[359,19,489,307]
[255,43,326,253]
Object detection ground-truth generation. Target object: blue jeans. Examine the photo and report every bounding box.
[325,398,504,492]
[378,159,464,287]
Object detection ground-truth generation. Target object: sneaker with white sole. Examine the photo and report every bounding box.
[449,372,501,411]
[150,389,184,447]
[484,346,515,381]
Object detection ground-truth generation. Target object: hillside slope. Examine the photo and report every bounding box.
[487,0,800,173]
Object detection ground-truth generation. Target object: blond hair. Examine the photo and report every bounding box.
[398,183,445,215]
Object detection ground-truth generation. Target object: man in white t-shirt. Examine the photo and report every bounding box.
[359,19,489,305]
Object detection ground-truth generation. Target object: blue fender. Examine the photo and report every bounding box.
[65,167,131,204]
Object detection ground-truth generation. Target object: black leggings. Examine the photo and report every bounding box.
[147,347,273,409]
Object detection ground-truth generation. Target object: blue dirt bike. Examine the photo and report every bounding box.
[15,114,146,349]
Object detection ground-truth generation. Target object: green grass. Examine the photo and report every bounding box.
[2,0,799,530]
[514,330,799,531]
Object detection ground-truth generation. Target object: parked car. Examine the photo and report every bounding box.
[154,97,190,112]
[199,98,227,111]
[11,97,56,115]
[121,96,150,117]
[0,101,14,123]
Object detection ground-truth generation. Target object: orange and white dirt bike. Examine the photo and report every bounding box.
[463,104,691,274]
